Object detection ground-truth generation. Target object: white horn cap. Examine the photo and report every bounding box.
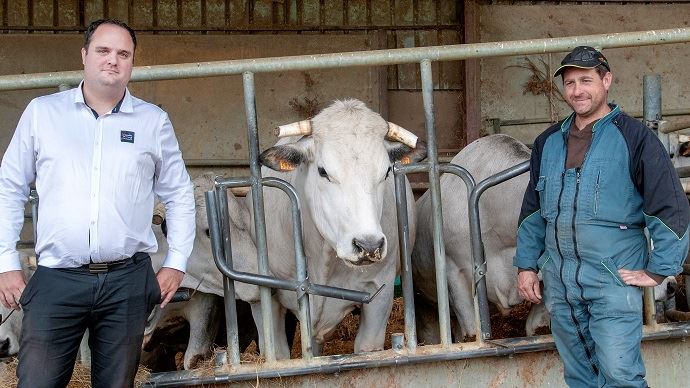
[275,120,312,137]
[386,122,418,148]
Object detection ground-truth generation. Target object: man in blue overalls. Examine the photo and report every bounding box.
[514,46,689,387]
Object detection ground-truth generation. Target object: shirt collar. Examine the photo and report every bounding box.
[560,103,620,133]
[73,80,134,115]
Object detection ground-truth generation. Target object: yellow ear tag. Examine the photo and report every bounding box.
[279,160,296,171]
[400,156,412,165]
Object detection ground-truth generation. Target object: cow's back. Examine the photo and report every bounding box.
[412,134,530,307]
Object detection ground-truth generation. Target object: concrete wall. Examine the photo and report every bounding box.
[479,3,690,145]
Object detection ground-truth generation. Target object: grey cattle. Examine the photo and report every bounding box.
[0,250,34,359]
[412,134,529,342]
[146,173,262,369]
[252,99,426,358]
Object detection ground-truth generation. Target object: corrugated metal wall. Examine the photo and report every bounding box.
[0,0,462,90]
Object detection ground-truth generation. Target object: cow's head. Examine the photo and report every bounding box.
[260,99,426,266]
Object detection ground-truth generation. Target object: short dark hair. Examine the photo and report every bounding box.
[593,64,609,79]
[84,19,137,51]
[561,64,610,83]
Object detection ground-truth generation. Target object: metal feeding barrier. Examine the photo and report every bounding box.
[3,27,690,386]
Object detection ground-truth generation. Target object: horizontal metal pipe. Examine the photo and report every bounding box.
[184,159,251,167]
[659,118,690,134]
[144,322,690,387]
[2,28,690,91]
[490,108,690,128]
[677,166,690,178]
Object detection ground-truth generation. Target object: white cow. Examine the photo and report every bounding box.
[248,99,426,358]
[412,134,530,343]
[0,250,34,359]
[145,173,262,370]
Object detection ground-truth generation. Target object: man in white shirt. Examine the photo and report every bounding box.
[0,19,195,387]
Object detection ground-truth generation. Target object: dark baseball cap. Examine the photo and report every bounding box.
[553,46,610,77]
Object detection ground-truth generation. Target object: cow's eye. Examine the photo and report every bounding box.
[385,166,392,180]
[317,166,331,182]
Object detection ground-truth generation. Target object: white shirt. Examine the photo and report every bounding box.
[0,82,195,272]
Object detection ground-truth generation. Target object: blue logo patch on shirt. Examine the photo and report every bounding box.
[120,130,135,143]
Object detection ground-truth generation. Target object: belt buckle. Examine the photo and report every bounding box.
[88,263,109,274]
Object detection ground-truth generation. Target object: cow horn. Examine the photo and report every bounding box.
[386,122,418,148]
[275,120,312,137]
[153,202,166,225]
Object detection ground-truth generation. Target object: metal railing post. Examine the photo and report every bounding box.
[643,74,662,328]
[242,71,276,362]
[261,177,315,360]
[420,59,452,346]
[469,161,530,341]
[393,163,417,352]
[213,185,242,366]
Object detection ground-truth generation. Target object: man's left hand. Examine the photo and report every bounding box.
[156,267,184,308]
[618,269,665,287]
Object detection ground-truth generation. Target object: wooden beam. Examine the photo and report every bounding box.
[462,0,480,145]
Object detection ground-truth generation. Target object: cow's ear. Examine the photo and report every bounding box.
[260,137,313,172]
[386,139,427,165]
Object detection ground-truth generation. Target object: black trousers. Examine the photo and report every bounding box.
[17,255,161,388]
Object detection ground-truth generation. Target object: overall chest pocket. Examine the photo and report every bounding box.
[582,162,634,224]
[536,175,558,222]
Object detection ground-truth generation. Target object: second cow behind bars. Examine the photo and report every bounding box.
[253,99,426,358]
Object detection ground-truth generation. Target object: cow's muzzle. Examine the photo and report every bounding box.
[351,237,385,265]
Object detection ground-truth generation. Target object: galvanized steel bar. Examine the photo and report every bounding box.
[420,59,451,346]
[644,74,670,156]
[261,177,314,360]
[643,74,662,327]
[435,164,479,343]
[469,161,531,340]
[144,321,690,387]
[659,118,690,134]
[242,71,276,362]
[213,186,242,366]
[643,74,662,130]
[2,28,690,91]
[393,163,416,352]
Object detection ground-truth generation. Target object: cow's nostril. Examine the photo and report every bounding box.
[353,237,385,254]
[667,282,677,297]
[0,338,9,353]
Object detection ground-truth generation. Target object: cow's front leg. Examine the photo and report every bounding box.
[249,297,290,360]
[354,282,394,353]
[184,293,221,369]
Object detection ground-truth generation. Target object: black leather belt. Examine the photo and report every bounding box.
[80,252,147,274]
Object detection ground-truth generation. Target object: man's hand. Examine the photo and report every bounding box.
[618,269,665,287]
[518,269,542,304]
[156,267,184,309]
[0,270,27,309]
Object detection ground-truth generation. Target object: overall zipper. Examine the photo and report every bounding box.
[553,135,599,376]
